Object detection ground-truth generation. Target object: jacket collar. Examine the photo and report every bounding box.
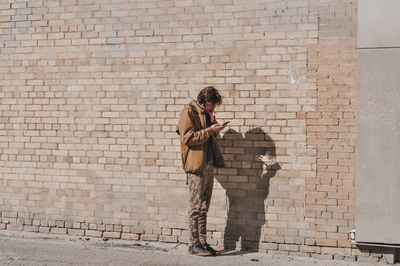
[189,100,205,114]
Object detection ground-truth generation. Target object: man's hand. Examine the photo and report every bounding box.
[210,124,225,134]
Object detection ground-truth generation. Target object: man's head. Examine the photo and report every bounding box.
[197,86,222,113]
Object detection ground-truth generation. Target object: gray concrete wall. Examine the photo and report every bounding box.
[358,0,400,48]
[356,0,400,244]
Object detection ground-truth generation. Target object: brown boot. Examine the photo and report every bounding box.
[188,244,213,256]
[202,243,218,256]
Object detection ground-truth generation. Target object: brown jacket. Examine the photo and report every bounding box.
[178,100,224,176]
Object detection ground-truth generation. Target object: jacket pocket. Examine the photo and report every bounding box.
[184,145,204,173]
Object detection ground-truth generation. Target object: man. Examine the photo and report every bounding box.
[178,86,226,256]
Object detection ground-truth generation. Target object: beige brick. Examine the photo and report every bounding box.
[103,232,121,239]
[68,229,85,236]
[0,0,358,261]
[85,230,103,238]
[23,225,39,232]
[159,235,178,243]
[141,234,159,241]
[39,226,50,233]
[50,228,67,234]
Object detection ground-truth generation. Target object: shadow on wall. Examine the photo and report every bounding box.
[216,128,281,252]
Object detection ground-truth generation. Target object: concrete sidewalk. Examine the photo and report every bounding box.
[0,230,388,266]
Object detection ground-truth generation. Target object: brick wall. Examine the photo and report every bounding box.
[0,0,365,260]
[304,0,358,259]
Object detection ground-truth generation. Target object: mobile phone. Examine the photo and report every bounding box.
[221,121,230,126]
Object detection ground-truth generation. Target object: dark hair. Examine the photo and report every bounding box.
[197,86,222,105]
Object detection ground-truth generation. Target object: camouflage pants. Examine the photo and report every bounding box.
[187,163,215,247]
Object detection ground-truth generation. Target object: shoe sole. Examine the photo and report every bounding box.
[188,251,213,256]
[203,250,218,256]
[204,249,218,256]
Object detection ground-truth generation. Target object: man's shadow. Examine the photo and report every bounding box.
[215,128,280,254]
